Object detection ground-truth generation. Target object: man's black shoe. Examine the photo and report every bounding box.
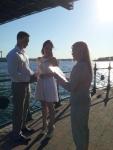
[22,127,35,134]
[13,133,31,144]
[54,102,62,109]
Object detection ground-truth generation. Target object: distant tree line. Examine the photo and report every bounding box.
[95,56,113,61]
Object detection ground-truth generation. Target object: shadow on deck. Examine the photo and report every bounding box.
[0,101,71,150]
[1,89,113,150]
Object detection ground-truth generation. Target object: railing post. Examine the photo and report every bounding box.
[91,62,97,96]
[104,62,111,106]
[0,50,2,58]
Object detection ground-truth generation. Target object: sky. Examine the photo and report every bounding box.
[0,0,113,60]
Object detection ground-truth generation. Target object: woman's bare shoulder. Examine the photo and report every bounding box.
[36,57,43,62]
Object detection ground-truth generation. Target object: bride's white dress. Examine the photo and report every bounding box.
[35,57,59,102]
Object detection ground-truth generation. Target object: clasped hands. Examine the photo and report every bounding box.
[30,72,38,83]
[30,72,55,82]
[30,72,69,86]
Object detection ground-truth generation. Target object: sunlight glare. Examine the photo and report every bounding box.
[97,0,113,22]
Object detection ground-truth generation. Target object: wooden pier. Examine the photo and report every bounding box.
[0,88,113,150]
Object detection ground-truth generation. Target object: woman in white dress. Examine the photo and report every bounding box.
[35,40,59,137]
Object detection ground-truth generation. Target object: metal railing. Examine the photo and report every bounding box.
[0,62,113,127]
[0,63,113,105]
[91,62,113,106]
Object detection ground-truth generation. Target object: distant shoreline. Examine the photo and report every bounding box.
[94,60,113,62]
[0,57,73,62]
[30,58,73,62]
[0,57,113,62]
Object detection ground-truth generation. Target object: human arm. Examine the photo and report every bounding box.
[70,63,85,92]
[53,72,71,91]
[7,53,33,82]
[30,73,38,83]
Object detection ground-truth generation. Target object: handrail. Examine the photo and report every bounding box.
[0,62,113,106]
[0,63,113,128]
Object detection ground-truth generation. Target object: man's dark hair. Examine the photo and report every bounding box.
[17,31,29,40]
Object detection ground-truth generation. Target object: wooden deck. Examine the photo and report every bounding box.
[0,89,113,150]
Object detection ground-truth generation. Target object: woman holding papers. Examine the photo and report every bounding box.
[56,41,92,150]
[35,40,59,138]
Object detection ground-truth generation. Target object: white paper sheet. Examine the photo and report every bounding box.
[49,66,68,82]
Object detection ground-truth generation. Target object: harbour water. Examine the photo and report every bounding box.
[0,59,74,127]
[0,60,113,127]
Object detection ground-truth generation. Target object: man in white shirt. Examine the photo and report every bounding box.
[7,31,36,143]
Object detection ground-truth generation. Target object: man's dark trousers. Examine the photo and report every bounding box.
[11,82,30,135]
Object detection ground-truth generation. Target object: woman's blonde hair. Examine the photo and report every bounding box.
[72,41,92,76]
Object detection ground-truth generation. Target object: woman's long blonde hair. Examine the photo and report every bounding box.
[72,41,92,77]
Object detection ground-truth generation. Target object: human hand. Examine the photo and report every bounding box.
[30,74,37,83]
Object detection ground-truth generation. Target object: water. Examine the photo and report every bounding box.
[0,59,74,126]
[0,60,113,127]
